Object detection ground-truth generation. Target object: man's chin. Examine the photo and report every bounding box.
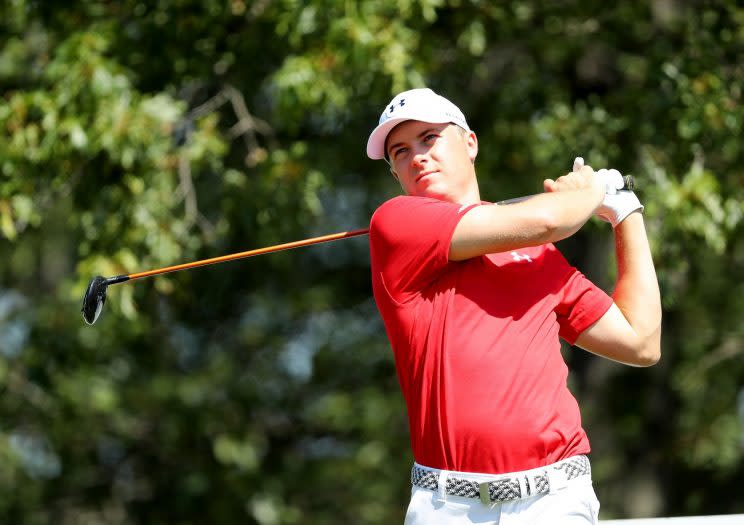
[413,188,454,202]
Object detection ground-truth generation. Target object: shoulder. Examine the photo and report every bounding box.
[370,195,455,230]
[371,195,411,220]
[370,196,406,236]
[371,194,448,215]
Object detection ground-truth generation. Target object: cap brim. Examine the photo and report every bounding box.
[366,117,409,160]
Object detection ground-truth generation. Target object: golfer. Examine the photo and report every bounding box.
[366,88,661,524]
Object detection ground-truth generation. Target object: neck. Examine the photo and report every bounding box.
[449,175,481,205]
[454,186,481,205]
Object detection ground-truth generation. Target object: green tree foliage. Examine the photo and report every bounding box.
[0,1,742,523]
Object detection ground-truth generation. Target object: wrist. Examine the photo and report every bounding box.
[612,208,644,230]
[597,191,644,228]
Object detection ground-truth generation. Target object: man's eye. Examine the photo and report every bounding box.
[393,147,407,158]
[424,134,437,142]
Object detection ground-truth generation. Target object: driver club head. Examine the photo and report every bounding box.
[81,276,109,325]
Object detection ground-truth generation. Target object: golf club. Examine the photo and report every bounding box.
[81,229,369,325]
[81,174,634,325]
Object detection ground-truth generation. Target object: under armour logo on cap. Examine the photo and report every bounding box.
[389,99,406,114]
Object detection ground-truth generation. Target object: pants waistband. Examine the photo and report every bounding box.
[411,455,591,505]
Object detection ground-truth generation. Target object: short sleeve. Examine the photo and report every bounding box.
[556,269,614,345]
[369,196,478,302]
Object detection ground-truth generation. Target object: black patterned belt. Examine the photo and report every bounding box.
[411,455,591,505]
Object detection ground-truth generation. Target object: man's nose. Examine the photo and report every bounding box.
[411,150,428,168]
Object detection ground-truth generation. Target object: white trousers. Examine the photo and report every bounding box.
[404,462,600,525]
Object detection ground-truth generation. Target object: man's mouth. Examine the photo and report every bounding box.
[415,171,438,183]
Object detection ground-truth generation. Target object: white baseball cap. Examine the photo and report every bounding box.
[366,88,471,160]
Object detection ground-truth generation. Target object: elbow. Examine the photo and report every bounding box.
[631,331,662,367]
[634,346,661,367]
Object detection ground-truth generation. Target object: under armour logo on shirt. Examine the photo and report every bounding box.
[389,99,406,113]
[510,251,532,263]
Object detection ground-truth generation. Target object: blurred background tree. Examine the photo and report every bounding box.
[0,0,742,523]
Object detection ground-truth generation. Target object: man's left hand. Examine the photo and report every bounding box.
[594,169,644,228]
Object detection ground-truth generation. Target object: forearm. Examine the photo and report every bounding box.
[531,188,603,242]
[612,213,662,355]
[450,187,601,260]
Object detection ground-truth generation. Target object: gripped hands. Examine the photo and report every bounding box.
[543,164,605,207]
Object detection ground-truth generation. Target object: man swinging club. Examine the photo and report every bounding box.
[366,88,661,524]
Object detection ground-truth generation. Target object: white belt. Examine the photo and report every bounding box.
[411,455,591,504]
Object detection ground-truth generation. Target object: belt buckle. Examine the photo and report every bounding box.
[479,482,491,505]
[547,466,569,494]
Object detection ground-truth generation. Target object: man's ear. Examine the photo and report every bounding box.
[466,131,478,163]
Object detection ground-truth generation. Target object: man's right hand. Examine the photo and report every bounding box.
[542,163,605,206]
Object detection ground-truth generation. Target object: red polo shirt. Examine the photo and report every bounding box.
[369,195,613,474]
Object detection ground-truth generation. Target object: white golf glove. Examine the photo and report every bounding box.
[594,168,643,227]
[572,158,643,228]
